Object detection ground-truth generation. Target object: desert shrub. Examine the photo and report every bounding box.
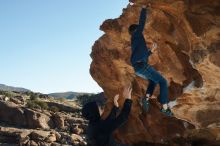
[0,90,14,98]
[26,100,39,109]
[50,106,60,112]
[30,93,39,100]
[57,97,66,103]
[26,99,48,110]
[36,100,48,109]
[39,94,49,99]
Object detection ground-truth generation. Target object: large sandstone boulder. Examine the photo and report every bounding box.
[0,101,54,129]
[0,101,27,127]
[0,126,31,145]
[51,113,65,129]
[24,108,54,129]
[90,0,220,145]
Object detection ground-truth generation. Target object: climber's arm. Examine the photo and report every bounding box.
[105,105,119,121]
[106,99,132,133]
[102,86,132,133]
[105,94,120,120]
[136,7,147,33]
[146,80,157,97]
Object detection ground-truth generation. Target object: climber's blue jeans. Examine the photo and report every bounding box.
[133,62,169,104]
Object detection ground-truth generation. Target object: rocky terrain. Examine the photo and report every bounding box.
[0,91,89,146]
[1,0,220,146]
[90,0,220,145]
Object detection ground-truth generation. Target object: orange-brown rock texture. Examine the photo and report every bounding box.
[90,0,220,145]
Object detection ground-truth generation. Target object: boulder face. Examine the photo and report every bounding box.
[0,101,53,129]
[90,0,220,145]
[0,97,88,145]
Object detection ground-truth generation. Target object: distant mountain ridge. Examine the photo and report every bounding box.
[0,83,95,99]
[0,84,31,92]
[48,92,93,99]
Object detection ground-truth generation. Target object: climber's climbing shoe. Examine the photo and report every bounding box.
[160,108,174,117]
[142,97,150,112]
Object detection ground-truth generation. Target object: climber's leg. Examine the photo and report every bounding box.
[157,77,169,104]
[134,62,152,112]
[134,62,151,80]
[146,67,173,116]
[157,78,173,116]
[146,79,156,98]
[143,80,157,112]
[142,67,168,103]
[134,62,172,116]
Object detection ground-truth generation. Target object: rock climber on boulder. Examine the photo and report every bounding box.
[128,3,173,116]
[82,86,133,146]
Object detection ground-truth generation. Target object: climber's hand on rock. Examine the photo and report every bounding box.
[129,2,147,8]
[129,2,134,6]
[151,47,157,53]
[151,42,158,53]
[114,94,119,107]
[123,85,132,99]
[142,5,147,9]
[147,3,152,8]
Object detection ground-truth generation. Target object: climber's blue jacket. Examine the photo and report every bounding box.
[130,8,152,66]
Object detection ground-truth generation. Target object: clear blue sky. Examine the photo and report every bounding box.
[0,0,128,93]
